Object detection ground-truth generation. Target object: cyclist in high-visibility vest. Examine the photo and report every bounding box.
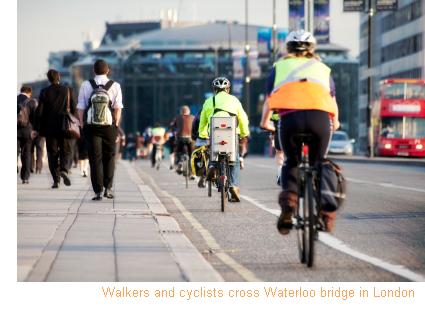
[265,30,340,234]
[197,77,250,202]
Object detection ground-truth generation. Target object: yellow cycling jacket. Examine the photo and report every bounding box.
[198,91,250,139]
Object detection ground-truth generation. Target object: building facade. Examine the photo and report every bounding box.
[358,0,425,152]
[68,20,359,153]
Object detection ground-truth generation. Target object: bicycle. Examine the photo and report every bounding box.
[293,133,322,268]
[210,116,237,212]
[152,143,163,170]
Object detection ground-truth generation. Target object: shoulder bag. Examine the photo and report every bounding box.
[62,87,80,139]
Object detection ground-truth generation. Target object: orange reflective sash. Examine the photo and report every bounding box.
[268,81,337,116]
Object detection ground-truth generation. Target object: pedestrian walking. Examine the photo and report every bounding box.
[35,69,76,188]
[17,86,37,184]
[77,59,123,201]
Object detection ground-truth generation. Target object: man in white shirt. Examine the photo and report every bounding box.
[77,59,123,200]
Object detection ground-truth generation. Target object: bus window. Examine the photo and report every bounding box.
[406,84,425,99]
[405,118,425,138]
[383,83,405,99]
[381,117,402,138]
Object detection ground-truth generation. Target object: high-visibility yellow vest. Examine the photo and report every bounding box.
[268,57,337,116]
[198,91,250,139]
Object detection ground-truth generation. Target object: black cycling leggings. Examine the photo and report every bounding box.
[278,110,332,194]
[176,137,193,163]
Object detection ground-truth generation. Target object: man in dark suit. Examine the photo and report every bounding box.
[35,69,76,188]
[17,86,37,184]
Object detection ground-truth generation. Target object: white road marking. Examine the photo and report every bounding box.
[249,161,425,193]
[139,168,262,282]
[346,177,425,193]
[240,194,425,282]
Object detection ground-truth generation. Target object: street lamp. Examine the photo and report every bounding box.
[244,0,250,117]
[367,0,375,158]
[272,0,277,63]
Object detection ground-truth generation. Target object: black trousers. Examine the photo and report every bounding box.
[17,136,32,181]
[46,136,74,183]
[85,125,117,194]
[278,110,332,195]
[31,136,45,172]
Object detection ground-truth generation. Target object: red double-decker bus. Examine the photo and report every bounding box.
[375,78,425,157]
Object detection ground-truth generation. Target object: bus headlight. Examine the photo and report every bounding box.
[384,143,392,149]
[416,144,424,150]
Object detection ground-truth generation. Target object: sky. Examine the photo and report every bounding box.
[17,0,359,85]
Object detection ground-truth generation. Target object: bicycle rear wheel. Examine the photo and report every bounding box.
[219,161,226,212]
[156,153,161,170]
[296,193,306,264]
[305,174,315,267]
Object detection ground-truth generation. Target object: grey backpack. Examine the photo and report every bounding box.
[87,79,114,125]
[320,159,347,211]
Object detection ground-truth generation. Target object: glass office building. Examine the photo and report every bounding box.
[358,0,425,152]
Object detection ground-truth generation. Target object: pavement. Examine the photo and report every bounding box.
[17,160,223,282]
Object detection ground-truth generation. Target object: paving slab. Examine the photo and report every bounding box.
[17,160,223,282]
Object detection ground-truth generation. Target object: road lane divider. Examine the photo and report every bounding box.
[346,177,425,194]
[249,161,425,194]
[240,194,425,282]
[135,165,262,282]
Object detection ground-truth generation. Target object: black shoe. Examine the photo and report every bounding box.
[277,210,293,235]
[229,186,241,202]
[198,176,206,188]
[22,179,29,184]
[61,171,71,186]
[92,193,102,201]
[104,189,114,199]
[206,167,216,181]
[51,182,59,189]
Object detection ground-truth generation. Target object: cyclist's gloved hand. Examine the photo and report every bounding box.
[239,136,249,157]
